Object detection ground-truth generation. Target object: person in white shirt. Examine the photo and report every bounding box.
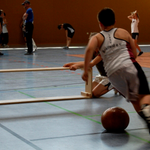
[82,8,150,134]
[2,12,9,48]
[128,10,143,56]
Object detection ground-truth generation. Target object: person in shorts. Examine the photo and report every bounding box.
[128,10,143,56]
[58,23,75,49]
[63,32,116,98]
[0,9,4,55]
[82,7,150,134]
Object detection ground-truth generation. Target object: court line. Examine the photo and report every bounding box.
[17,91,150,143]
[0,124,42,150]
[30,132,101,141]
[85,111,136,117]
[126,132,150,143]
[17,91,101,124]
[0,45,149,51]
[0,46,85,51]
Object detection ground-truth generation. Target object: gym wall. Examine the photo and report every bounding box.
[1,0,150,47]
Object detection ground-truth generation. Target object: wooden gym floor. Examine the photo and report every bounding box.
[0,46,150,150]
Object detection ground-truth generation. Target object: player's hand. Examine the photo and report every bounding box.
[63,63,78,71]
[70,64,79,70]
[63,62,74,67]
[82,71,88,82]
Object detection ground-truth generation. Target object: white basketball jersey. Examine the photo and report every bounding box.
[99,28,136,77]
[131,19,139,33]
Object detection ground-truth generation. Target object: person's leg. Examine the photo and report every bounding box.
[110,64,150,132]
[32,38,37,52]
[26,32,30,53]
[3,33,9,47]
[28,24,33,53]
[64,32,74,49]
[1,33,4,47]
[134,39,141,52]
[131,95,150,132]
[133,39,143,56]
[66,37,71,47]
[0,34,3,55]
[92,75,112,97]
[131,95,150,113]
[92,82,109,97]
[25,23,33,54]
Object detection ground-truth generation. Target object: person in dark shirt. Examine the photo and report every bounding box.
[22,0,34,55]
[0,9,4,55]
[58,23,75,49]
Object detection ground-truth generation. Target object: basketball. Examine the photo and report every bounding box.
[101,107,130,132]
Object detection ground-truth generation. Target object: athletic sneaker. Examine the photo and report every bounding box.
[24,52,33,55]
[25,48,37,52]
[3,44,9,48]
[0,52,4,55]
[33,47,37,52]
[63,46,69,49]
[138,51,143,56]
[139,104,150,133]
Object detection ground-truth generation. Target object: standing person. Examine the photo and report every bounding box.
[22,0,34,55]
[0,9,3,55]
[128,10,143,56]
[2,12,9,48]
[20,14,37,52]
[20,13,27,46]
[57,23,75,49]
[82,8,150,133]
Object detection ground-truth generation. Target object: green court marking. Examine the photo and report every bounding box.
[126,132,150,143]
[127,111,136,114]
[17,91,150,143]
[17,91,101,124]
[17,91,35,98]
[85,114,102,117]
[45,102,101,124]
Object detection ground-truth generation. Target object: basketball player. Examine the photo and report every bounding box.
[63,32,117,98]
[82,8,150,133]
[58,23,75,49]
[128,10,143,56]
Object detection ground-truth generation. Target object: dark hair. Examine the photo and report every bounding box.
[57,24,62,30]
[98,8,115,27]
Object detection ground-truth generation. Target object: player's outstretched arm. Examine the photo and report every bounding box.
[63,61,84,70]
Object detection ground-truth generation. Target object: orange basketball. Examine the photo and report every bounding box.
[101,107,130,132]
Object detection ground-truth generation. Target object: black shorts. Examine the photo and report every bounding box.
[68,31,75,38]
[0,34,2,44]
[132,33,139,40]
[133,62,150,95]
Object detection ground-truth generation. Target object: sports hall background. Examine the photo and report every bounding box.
[1,0,150,47]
